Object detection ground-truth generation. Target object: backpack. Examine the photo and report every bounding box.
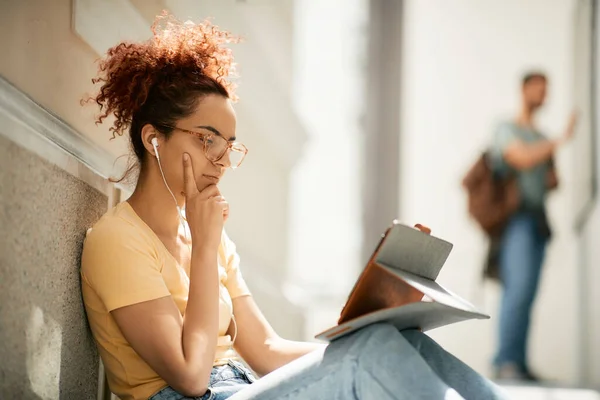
[461,151,520,237]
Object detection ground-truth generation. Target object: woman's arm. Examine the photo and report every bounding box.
[111,158,227,397]
[111,249,220,397]
[232,296,325,376]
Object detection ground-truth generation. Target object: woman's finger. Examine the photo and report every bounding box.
[182,153,199,197]
[199,184,221,200]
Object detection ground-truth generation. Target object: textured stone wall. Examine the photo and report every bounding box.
[0,135,107,399]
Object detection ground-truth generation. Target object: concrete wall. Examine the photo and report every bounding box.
[0,0,128,159]
[0,134,107,399]
[400,0,582,383]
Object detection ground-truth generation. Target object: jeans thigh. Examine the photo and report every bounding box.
[226,348,357,400]
[228,323,462,400]
[499,214,544,296]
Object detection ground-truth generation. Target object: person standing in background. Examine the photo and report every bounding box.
[491,72,577,381]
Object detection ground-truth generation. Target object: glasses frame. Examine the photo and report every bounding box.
[159,124,248,169]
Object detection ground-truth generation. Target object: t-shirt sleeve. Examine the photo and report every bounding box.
[81,220,171,312]
[494,123,520,153]
[221,230,251,299]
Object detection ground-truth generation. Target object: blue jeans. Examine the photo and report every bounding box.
[151,323,508,400]
[494,212,547,370]
[149,360,255,400]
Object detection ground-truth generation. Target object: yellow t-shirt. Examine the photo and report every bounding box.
[81,202,250,400]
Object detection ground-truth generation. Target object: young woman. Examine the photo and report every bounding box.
[81,13,509,400]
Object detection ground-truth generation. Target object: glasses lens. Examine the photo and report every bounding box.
[229,149,245,169]
[205,136,247,168]
[205,135,228,161]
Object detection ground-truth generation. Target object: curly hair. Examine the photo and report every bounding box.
[86,11,240,181]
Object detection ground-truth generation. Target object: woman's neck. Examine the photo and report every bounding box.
[127,168,183,238]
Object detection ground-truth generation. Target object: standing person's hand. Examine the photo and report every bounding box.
[562,110,578,142]
[182,153,228,250]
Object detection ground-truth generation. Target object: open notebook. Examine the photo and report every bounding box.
[315,221,489,342]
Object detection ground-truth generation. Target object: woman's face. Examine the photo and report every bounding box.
[146,94,238,196]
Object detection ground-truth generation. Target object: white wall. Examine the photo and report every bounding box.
[400,0,581,382]
[580,0,600,384]
[287,0,367,310]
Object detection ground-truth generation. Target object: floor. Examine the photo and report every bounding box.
[501,384,600,400]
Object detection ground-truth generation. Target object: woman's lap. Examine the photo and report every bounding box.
[151,323,509,400]
[228,323,509,400]
[149,360,254,400]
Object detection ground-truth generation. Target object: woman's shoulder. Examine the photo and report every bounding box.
[81,202,163,282]
[83,202,156,254]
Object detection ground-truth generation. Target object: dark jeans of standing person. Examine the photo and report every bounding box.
[494,210,549,380]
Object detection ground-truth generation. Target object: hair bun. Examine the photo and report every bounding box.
[88,11,239,138]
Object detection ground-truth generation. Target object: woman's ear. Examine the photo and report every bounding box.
[141,124,159,157]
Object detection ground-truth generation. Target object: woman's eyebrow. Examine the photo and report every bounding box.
[196,125,236,141]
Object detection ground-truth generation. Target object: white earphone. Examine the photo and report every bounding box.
[150,135,238,346]
[152,136,183,216]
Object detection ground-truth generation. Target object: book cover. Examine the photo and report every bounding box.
[315,221,489,342]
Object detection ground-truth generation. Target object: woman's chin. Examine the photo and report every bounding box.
[196,179,218,192]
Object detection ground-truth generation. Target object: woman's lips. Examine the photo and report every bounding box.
[202,174,220,183]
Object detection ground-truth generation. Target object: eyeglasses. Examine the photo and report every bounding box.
[160,125,248,169]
